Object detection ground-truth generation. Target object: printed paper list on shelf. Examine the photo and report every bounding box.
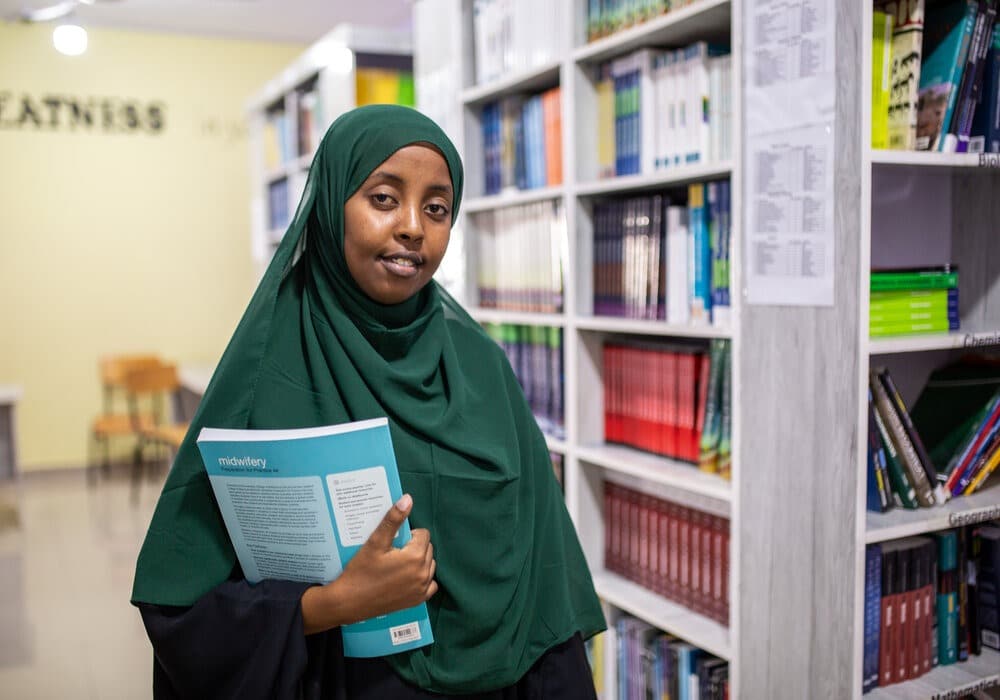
[745,0,836,306]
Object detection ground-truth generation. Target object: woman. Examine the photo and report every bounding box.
[131,105,605,699]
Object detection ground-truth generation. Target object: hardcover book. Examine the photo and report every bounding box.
[196,417,433,658]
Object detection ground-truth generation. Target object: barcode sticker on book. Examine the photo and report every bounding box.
[390,622,421,645]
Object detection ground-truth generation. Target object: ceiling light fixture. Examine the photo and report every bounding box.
[52,21,88,56]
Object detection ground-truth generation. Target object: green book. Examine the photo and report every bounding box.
[870,319,956,336]
[870,267,958,291]
[872,397,920,508]
[869,308,953,324]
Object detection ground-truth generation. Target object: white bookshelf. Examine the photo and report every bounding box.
[416,0,743,695]
[246,24,413,278]
[852,5,1000,700]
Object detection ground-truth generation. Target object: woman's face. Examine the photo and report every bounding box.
[343,144,453,305]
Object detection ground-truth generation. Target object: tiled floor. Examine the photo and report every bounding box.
[0,469,160,699]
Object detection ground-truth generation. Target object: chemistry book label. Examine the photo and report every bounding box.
[196,417,433,658]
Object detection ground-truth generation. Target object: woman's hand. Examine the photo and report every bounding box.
[300,494,437,635]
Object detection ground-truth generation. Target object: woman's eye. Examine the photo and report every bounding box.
[426,203,449,217]
[371,193,394,206]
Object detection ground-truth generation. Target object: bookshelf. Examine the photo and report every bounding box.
[415,0,1000,698]
[417,0,744,695]
[853,3,1000,699]
[246,24,414,278]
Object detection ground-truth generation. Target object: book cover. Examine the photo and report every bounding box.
[915,0,978,150]
[955,0,999,151]
[871,371,938,506]
[863,544,883,692]
[877,0,927,149]
[874,11,895,148]
[196,418,433,658]
[969,23,1000,152]
[873,398,921,508]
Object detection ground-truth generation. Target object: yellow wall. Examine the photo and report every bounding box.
[0,22,304,470]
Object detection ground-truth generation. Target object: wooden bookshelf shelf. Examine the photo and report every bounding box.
[868,329,1000,355]
[459,61,561,107]
[575,162,733,196]
[869,149,993,170]
[592,570,731,661]
[572,0,731,65]
[865,479,1000,544]
[574,316,731,339]
[577,443,731,510]
[467,308,566,327]
[862,648,999,700]
[463,185,565,213]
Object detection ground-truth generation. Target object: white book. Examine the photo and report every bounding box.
[666,205,690,324]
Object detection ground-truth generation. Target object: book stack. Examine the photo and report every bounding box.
[867,366,949,513]
[474,201,564,312]
[263,106,293,171]
[592,182,731,326]
[586,0,672,42]
[354,68,415,108]
[483,323,564,440]
[603,339,731,478]
[862,524,999,693]
[481,87,563,195]
[604,480,730,626]
[471,0,566,85]
[907,355,1000,502]
[267,178,290,232]
[594,43,731,178]
[872,0,1000,153]
[869,266,959,337]
[588,613,729,700]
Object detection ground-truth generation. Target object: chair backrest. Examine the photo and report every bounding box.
[122,364,180,426]
[98,354,164,413]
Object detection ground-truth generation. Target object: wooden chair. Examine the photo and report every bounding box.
[87,354,163,484]
[122,363,190,502]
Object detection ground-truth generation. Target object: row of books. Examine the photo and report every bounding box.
[603,336,731,478]
[295,87,324,161]
[481,87,563,195]
[471,0,566,86]
[474,200,565,312]
[596,44,732,179]
[354,67,415,109]
[586,0,674,42]
[263,109,295,172]
[267,178,290,232]
[589,613,730,700]
[604,480,730,626]
[867,358,1000,513]
[869,266,960,337]
[872,0,1000,153]
[483,323,564,439]
[593,181,731,326]
[862,525,1000,693]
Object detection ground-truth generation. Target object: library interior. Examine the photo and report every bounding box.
[1,0,1000,698]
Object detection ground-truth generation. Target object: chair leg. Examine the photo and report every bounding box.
[130,440,144,505]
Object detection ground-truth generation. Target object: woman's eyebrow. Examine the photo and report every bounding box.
[369,171,453,197]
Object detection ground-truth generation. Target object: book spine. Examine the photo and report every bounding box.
[873,398,920,508]
[878,368,945,501]
[871,371,937,506]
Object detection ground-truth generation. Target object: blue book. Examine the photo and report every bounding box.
[970,23,1000,152]
[196,417,433,658]
[916,0,978,151]
[863,544,882,692]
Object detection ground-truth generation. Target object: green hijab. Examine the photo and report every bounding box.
[132,105,604,693]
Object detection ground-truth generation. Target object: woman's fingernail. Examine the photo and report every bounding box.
[395,494,412,511]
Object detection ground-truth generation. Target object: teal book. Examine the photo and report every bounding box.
[916,0,978,150]
[196,417,433,658]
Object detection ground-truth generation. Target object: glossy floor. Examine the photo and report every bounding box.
[0,470,159,699]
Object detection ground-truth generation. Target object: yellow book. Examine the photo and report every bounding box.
[596,70,616,178]
[963,444,1000,494]
[355,68,402,106]
[872,11,894,149]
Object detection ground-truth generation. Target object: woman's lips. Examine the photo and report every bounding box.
[379,254,422,278]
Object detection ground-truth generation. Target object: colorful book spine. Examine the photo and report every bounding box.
[873,10,895,149]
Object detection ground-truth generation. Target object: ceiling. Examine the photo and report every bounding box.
[0,0,414,44]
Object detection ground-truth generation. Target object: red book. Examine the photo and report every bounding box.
[667,500,680,601]
[678,504,692,607]
[602,346,614,442]
[662,350,678,458]
[628,487,640,582]
[689,509,704,614]
[879,545,897,687]
[695,350,711,453]
[541,87,562,186]
[676,351,698,461]
[700,511,714,619]
[655,497,669,596]
[638,492,651,588]
[637,348,654,452]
